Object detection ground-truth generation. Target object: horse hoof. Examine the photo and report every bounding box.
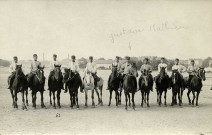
[77,105,79,108]
[196,104,198,106]
[133,107,135,110]
[70,105,73,108]
[54,106,56,109]
[125,107,127,110]
[58,106,61,108]
[147,104,150,107]
[108,104,110,107]
[92,103,95,107]
[50,103,52,106]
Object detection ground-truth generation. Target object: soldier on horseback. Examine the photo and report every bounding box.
[27,54,45,91]
[138,58,153,91]
[171,58,186,90]
[187,59,199,90]
[8,56,22,89]
[121,56,138,90]
[84,56,100,88]
[106,56,121,90]
[47,54,64,91]
[155,57,169,89]
[65,55,83,93]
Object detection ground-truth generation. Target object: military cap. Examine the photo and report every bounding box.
[125,56,130,60]
[191,59,195,62]
[89,56,93,60]
[33,54,37,57]
[13,56,18,60]
[71,55,76,59]
[115,56,120,59]
[161,57,165,60]
[53,54,57,57]
[175,58,179,61]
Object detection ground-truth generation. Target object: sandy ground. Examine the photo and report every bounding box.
[0,67,212,135]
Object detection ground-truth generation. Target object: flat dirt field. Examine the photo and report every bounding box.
[0,67,212,135]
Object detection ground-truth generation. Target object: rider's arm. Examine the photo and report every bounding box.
[49,61,54,71]
[158,64,160,73]
[30,62,33,72]
[181,65,186,73]
[9,63,14,73]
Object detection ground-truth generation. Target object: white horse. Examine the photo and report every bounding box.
[83,72,104,107]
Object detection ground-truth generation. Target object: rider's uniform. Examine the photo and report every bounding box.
[139,64,153,90]
[84,62,98,87]
[187,64,199,87]
[48,60,62,89]
[8,61,21,88]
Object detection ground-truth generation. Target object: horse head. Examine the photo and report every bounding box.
[85,72,92,86]
[197,67,206,81]
[159,67,166,83]
[53,64,62,81]
[15,64,23,79]
[36,65,45,83]
[171,69,179,84]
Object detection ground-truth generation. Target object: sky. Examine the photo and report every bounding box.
[0,0,212,61]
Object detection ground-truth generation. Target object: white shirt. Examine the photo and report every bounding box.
[121,62,132,74]
[68,61,79,73]
[9,62,21,73]
[172,64,186,73]
[30,61,41,72]
[187,64,199,75]
[158,63,167,73]
[49,60,61,71]
[85,62,97,73]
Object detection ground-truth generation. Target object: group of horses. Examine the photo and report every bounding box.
[9,64,206,111]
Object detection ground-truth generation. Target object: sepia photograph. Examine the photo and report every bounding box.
[0,0,212,135]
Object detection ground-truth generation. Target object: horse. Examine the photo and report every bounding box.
[10,65,28,110]
[155,67,170,106]
[187,68,206,106]
[123,68,137,110]
[108,66,122,106]
[29,66,46,109]
[170,70,182,106]
[65,69,82,109]
[49,65,63,109]
[139,69,153,107]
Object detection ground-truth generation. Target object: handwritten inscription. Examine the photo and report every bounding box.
[110,21,187,43]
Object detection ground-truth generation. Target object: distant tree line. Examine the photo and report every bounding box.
[0,59,10,67]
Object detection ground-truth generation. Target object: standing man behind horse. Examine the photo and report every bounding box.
[27,54,45,91]
[48,54,64,91]
[84,56,100,88]
[8,56,22,89]
[66,55,83,93]
[139,58,153,91]
[155,57,169,89]
[106,56,121,90]
[187,60,199,90]
[171,58,186,90]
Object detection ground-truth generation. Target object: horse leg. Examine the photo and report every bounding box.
[53,91,56,109]
[14,90,18,109]
[171,90,174,106]
[115,91,118,106]
[178,91,181,106]
[141,91,144,107]
[196,91,200,106]
[159,91,162,106]
[119,89,122,105]
[125,92,128,110]
[10,89,15,108]
[192,91,195,105]
[108,90,112,106]
[128,93,131,107]
[76,92,79,108]
[181,88,183,104]
[73,93,76,106]
[25,88,28,106]
[164,90,167,106]
[147,91,150,107]
[132,93,135,110]
[187,90,191,105]
[91,89,95,107]
[57,89,61,108]
[22,91,27,110]
[144,92,146,104]
[32,92,36,109]
[84,90,88,107]
[100,86,103,105]
[49,90,52,106]
[95,88,101,105]
[40,91,46,108]
[70,92,73,108]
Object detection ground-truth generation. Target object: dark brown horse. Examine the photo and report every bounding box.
[155,67,170,106]
[29,66,46,109]
[123,69,137,110]
[108,66,122,106]
[187,68,206,106]
[170,70,182,106]
[64,69,82,109]
[10,65,28,110]
[139,69,153,107]
[49,65,63,109]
